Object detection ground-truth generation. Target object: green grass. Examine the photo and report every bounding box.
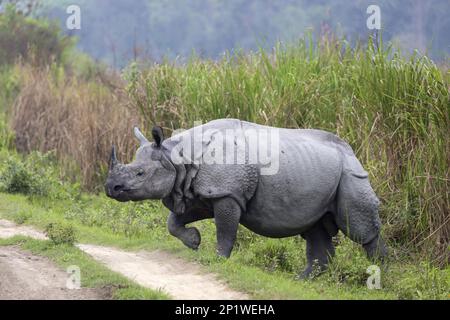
[0,235,169,300]
[1,192,448,300]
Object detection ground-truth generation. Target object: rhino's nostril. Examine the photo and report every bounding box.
[114,185,124,192]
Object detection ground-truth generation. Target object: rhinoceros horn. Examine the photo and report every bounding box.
[134,127,149,146]
[109,145,119,170]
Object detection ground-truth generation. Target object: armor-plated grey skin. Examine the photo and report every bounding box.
[105,119,387,278]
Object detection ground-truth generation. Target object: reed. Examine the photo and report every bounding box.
[10,63,142,190]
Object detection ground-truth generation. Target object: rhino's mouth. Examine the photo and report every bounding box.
[111,193,130,202]
[110,188,150,202]
[106,187,134,202]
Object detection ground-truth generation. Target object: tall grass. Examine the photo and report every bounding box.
[126,38,449,264]
[9,63,142,189]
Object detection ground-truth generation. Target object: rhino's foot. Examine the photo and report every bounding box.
[168,211,210,251]
[181,227,201,250]
[363,234,388,262]
[299,217,336,280]
[298,260,328,280]
[216,247,232,258]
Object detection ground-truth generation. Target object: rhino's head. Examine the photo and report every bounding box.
[105,126,176,202]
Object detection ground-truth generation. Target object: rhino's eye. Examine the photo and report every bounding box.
[136,170,145,177]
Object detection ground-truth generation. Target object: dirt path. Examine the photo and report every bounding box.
[0,219,47,240]
[0,219,248,300]
[0,245,109,299]
[78,244,248,300]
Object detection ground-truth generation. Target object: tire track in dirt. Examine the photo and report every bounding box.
[0,245,109,300]
[0,219,248,300]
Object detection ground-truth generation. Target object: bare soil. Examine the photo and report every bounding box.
[0,219,248,300]
[0,245,110,300]
[0,219,47,240]
[78,244,248,300]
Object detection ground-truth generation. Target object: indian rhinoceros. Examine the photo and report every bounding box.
[105,119,387,277]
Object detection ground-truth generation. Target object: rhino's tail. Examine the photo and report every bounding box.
[334,153,381,245]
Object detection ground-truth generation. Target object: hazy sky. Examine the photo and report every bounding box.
[38,0,450,67]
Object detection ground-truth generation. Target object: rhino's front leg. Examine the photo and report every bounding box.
[213,197,241,258]
[167,211,210,250]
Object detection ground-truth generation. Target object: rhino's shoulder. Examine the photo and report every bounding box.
[193,164,259,211]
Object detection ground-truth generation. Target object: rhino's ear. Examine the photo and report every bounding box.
[134,127,149,146]
[151,126,164,147]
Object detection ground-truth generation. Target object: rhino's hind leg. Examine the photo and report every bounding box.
[300,217,335,279]
[167,211,211,250]
[335,171,388,261]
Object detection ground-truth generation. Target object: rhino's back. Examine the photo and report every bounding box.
[202,118,355,156]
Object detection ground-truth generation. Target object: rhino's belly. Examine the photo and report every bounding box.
[240,213,318,237]
[242,141,342,238]
[242,193,337,237]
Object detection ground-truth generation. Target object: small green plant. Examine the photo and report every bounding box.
[325,236,371,287]
[45,221,76,245]
[251,241,296,273]
[13,210,31,224]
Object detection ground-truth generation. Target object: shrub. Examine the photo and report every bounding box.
[45,221,76,245]
[0,158,42,194]
[0,151,80,199]
[0,4,74,66]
